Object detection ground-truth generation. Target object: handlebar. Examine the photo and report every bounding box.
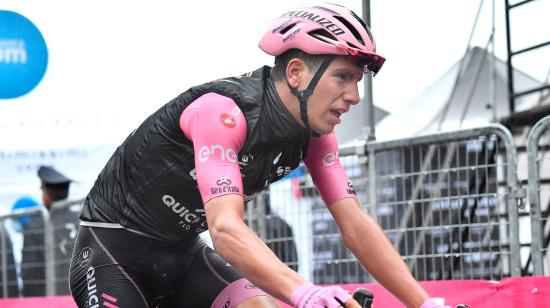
[345,288,469,308]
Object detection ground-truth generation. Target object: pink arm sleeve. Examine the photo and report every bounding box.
[303,133,357,206]
[179,92,247,204]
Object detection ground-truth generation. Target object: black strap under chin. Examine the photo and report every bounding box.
[289,55,335,136]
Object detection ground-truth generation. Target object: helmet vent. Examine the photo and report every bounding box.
[333,16,364,46]
[308,29,337,42]
[346,10,374,45]
[279,23,296,35]
[347,42,359,49]
[312,6,339,15]
[348,10,368,31]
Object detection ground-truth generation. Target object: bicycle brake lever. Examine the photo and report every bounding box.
[352,288,374,308]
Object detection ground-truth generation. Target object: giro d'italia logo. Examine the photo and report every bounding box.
[0,11,48,99]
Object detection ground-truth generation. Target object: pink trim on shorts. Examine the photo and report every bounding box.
[210,278,268,308]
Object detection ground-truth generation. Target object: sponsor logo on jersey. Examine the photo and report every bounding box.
[321,152,337,167]
[239,154,254,166]
[198,145,237,163]
[216,176,232,185]
[162,195,206,231]
[347,181,357,195]
[86,266,108,308]
[76,247,93,269]
[276,166,292,177]
[211,176,240,195]
[86,266,99,308]
[220,113,237,129]
[86,280,118,308]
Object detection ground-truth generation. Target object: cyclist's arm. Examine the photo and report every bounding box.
[303,133,357,206]
[205,195,305,303]
[180,93,305,304]
[329,198,429,308]
[304,133,429,308]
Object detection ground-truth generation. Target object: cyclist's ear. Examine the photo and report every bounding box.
[285,58,309,89]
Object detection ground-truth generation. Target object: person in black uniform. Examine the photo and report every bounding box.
[69,4,450,308]
[21,165,77,296]
[245,198,299,272]
[264,200,299,272]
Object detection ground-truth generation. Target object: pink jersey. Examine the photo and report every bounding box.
[304,133,357,205]
[180,93,247,204]
[180,92,357,206]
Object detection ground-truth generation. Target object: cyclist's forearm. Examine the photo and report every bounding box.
[212,221,304,302]
[207,204,304,303]
[345,213,428,307]
[330,199,428,308]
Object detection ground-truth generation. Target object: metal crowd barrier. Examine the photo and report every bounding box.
[360,124,521,280]
[528,115,550,276]
[249,124,522,283]
[0,220,21,297]
[0,124,526,296]
[0,198,83,297]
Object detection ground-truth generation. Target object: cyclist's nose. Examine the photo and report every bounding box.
[344,82,360,106]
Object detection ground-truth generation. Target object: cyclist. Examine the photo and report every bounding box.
[69,3,451,308]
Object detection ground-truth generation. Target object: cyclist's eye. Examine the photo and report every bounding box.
[337,73,350,81]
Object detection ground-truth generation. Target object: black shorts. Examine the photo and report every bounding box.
[69,226,242,308]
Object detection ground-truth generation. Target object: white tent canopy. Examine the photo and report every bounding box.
[376,46,544,141]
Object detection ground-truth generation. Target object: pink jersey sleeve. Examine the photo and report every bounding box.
[303,133,358,206]
[179,92,247,204]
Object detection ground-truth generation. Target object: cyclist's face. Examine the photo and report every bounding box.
[306,56,363,134]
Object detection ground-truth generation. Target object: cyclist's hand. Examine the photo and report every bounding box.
[421,298,452,308]
[291,282,352,308]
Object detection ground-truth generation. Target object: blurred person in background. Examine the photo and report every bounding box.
[11,197,40,232]
[264,200,298,272]
[0,197,38,298]
[0,224,20,298]
[244,197,299,272]
[6,196,41,297]
[20,165,78,296]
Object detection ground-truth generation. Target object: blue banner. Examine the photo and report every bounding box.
[0,11,48,99]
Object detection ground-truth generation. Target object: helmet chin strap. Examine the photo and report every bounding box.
[288,55,335,137]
